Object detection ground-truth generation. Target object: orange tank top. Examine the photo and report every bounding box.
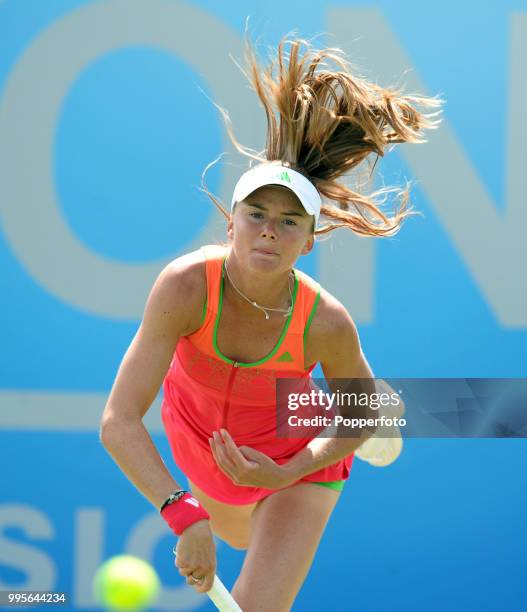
[161,244,353,504]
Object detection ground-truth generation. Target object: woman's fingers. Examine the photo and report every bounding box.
[209,430,260,485]
[212,431,244,472]
[185,569,215,593]
[210,432,236,468]
[180,567,213,592]
[176,557,215,593]
[174,558,215,592]
[220,429,256,470]
[209,435,237,480]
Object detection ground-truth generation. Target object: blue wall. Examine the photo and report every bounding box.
[1,1,526,610]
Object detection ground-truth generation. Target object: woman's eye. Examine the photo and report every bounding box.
[248,213,296,226]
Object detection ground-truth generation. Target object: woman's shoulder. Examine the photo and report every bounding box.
[304,283,359,360]
[293,268,346,323]
[160,248,206,286]
[152,248,208,334]
[294,267,319,291]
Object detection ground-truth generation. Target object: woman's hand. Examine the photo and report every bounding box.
[209,429,294,489]
[174,520,216,593]
[354,378,405,467]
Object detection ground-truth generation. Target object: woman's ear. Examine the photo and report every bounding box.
[301,235,314,255]
[227,203,236,240]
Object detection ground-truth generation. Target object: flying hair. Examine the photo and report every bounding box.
[201,30,444,237]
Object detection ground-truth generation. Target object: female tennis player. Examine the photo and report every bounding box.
[101,36,441,611]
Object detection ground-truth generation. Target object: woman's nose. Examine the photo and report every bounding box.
[259,220,278,240]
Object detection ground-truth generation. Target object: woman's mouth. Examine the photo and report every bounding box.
[254,248,278,256]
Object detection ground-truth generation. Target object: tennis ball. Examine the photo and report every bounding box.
[93,555,161,611]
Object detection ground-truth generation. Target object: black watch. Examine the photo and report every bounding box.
[160,489,187,512]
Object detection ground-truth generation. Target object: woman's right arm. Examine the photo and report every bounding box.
[99,253,217,592]
[100,255,200,506]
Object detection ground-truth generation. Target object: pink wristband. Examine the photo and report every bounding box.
[160,493,210,536]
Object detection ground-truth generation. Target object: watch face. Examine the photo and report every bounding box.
[170,490,186,504]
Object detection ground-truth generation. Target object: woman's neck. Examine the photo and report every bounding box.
[224,250,294,316]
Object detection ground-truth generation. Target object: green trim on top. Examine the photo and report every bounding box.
[303,287,321,349]
[213,258,299,368]
[200,294,207,326]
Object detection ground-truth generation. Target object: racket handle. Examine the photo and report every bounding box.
[207,575,242,611]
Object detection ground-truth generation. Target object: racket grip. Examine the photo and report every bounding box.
[208,575,243,611]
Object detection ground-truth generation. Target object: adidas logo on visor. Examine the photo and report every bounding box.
[275,171,291,183]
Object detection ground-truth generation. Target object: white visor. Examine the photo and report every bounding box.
[231,162,321,225]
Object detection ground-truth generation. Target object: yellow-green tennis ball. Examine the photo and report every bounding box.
[93,555,161,611]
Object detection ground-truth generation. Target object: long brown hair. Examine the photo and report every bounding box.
[202,34,443,237]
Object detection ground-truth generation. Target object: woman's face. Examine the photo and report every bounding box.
[227,185,314,273]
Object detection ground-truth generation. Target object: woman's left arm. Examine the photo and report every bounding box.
[281,298,379,483]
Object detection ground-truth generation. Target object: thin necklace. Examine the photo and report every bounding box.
[223,259,294,320]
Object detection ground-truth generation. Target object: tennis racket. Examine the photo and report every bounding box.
[207,575,242,611]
